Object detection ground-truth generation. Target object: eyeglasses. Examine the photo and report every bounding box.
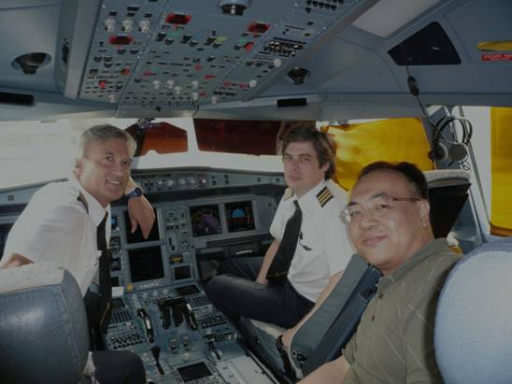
[341,193,422,224]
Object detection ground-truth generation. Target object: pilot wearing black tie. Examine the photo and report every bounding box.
[1,124,154,384]
[206,127,353,346]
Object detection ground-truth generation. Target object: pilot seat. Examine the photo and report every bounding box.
[0,262,93,384]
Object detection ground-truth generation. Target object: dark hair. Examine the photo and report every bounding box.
[281,126,336,179]
[78,124,136,158]
[357,161,428,199]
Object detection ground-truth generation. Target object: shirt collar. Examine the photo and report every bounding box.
[378,238,449,289]
[70,179,110,227]
[295,179,328,211]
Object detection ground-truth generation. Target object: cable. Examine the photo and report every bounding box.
[403,62,474,169]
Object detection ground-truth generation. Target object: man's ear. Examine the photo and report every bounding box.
[418,199,431,227]
[320,162,329,174]
[74,158,83,177]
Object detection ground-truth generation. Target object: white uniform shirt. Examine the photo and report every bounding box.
[1,180,110,296]
[270,179,353,302]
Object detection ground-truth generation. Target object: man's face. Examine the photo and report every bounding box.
[283,141,328,198]
[348,170,430,275]
[75,138,132,207]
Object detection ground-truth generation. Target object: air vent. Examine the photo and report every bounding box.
[277,98,307,108]
[0,92,34,106]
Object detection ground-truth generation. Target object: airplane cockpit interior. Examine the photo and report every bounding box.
[0,0,511,383]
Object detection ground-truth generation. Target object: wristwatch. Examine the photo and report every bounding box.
[125,186,143,200]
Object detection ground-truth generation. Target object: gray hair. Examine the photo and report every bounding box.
[77,124,137,159]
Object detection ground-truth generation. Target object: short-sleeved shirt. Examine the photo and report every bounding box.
[270,179,353,302]
[1,180,110,296]
[343,238,461,383]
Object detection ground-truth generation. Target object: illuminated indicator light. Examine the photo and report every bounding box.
[244,42,255,52]
[122,19,133,33]
[121,68,130,75]
[199,91,207,97]
[192,92,199,101]
[273,58,283,68]
[109,94,117,103]
[166,13,191,25]
[204,74,216,80]
[247,22,270,34]
[139,19,151,33]
[98,80,107,89]
[224,81,231,87]
[249,79,257,88]
[174,86,182,95]
[105,19,116,32]
[191,80,199,89]
[194,63,202,71]
[153,80,161,89]
[215,36,228,43]
[143,70,156,77]
[109,35,133,45]
[167,80,175,89]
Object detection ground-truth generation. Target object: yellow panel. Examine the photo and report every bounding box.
[491,108,512,235]
[477,41,512,52]
[324,118,433,191]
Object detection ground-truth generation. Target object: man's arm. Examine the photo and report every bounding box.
[281,270,342,347]
[1,253,33,269]
[125,177,155,239]
[255,239,280,284]
[298,356,350,384]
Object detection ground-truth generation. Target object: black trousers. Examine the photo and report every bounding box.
[92,351,146,384]
[84,290,106,351]
[205,256,314,328]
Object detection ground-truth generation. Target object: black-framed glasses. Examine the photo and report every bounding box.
[341,194,422,224]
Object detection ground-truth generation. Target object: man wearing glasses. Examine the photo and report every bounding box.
[300,161,461,384]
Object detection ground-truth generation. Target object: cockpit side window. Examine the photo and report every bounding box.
[490,107,512,236]
[324,118,433,191]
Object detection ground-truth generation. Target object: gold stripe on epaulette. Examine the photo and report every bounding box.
[283,188,294,200]
[77,191,89,213]
[316,186,333,207]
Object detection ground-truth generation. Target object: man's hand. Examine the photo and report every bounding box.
[127,195,155,238]
[255,274,269,285]
[281,328,296,349]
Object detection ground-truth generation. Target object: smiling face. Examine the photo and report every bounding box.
[74,138,132,207]
[283,141,329,198]
[348,169,432,275]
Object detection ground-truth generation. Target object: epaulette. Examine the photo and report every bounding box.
[316,186,333,207]
[77,191,89,213]
[283,188,294,201]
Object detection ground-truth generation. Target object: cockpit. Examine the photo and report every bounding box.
[0,0,512,383]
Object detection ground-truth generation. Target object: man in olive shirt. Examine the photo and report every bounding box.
[300,161,461,383]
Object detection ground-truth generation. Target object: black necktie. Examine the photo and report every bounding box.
[97,212,112,330]
[267,200,302,285]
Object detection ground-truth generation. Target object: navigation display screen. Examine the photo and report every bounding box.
[124,209,159,244]
[225,201,256,233]
[177,362,211,383]
[190,204,222,237]
[128,246,164,283]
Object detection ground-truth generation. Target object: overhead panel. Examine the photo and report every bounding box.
[58,0,376,114]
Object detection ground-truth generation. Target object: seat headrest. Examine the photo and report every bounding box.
[435,238,512,384]
[425,169,471,238]
[424,169,471,187]
[0,263,89,384]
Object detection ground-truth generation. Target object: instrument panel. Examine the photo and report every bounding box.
[0,167,285,384]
